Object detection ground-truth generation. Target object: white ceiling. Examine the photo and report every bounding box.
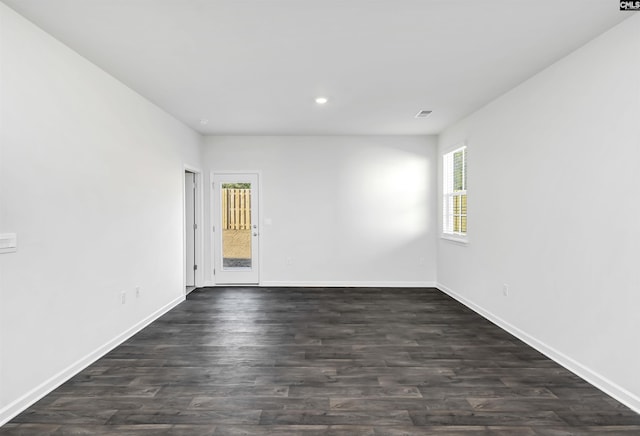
[1,0,632,135]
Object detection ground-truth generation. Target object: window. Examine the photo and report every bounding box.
[443,146,467,239]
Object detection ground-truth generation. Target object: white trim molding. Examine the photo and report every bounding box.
[260,281,437,288]
[183,164,205,289]
[202,281,436,288]
[440,234,469,245]
[436,282,640,415]
[0,295,185,426]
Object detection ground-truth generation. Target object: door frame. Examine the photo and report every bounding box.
[183,165,204,293]
[210,170,262,286]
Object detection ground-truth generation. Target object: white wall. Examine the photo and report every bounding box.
[203,136,437,287]
[0,3,202,423]
[437,15,640,411]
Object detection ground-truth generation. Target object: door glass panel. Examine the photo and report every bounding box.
[221,183,252,269]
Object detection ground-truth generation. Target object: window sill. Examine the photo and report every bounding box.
[441,234,468,245]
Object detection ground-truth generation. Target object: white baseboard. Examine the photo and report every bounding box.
[436,282,640,415]
[201,281,436,288]
[260,281,437,288]
[0,295,185,426]
[203,280,437,288]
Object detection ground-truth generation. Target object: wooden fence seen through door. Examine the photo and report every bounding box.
[222,188,252,230]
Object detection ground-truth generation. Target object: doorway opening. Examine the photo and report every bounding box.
[184,168,201,294]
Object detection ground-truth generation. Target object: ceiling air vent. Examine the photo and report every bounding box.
[415,110,432,118]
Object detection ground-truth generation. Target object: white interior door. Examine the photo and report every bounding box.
[185,171,196,287]
[213,173,259,284]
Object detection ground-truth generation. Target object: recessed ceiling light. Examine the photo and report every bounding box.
[415,110,432,118]
[315,97,328,105]
[199,119,209,125]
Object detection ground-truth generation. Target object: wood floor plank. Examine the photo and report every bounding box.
[258,410,413,426]
[408,410,566,426]
[1,287,638,435]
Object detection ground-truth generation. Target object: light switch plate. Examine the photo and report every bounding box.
[0,233,17,254]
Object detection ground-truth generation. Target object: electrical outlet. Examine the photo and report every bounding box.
[135,287,140,298]
[120,291,126,304]
[502,284,509,297]
[418,257,426,265]
[286,257,293,266]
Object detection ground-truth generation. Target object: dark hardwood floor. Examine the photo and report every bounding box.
[3,287,640,435]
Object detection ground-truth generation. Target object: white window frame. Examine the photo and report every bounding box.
[442,145,468,243]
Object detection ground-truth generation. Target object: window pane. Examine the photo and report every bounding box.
[454,215,461,232]
[453,150,464,191]
[463,149,467,190]
[221,183,252,269]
